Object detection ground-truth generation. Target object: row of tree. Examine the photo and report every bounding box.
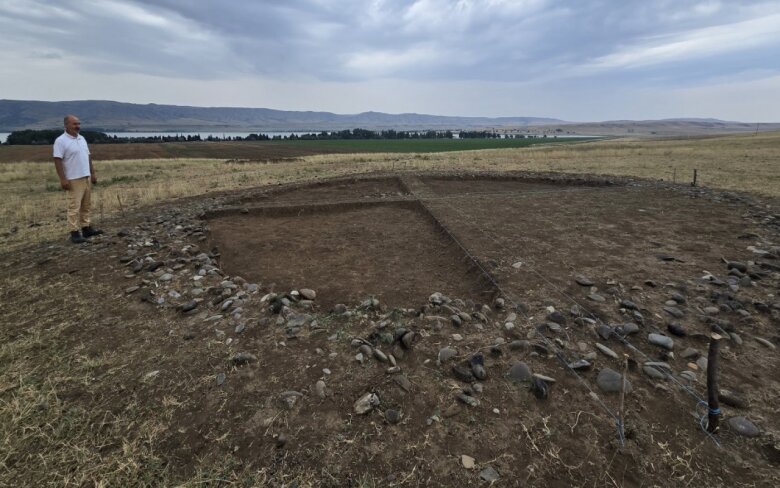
[3,128,536,145]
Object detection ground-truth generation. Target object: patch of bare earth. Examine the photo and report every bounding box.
[1,172,779,487]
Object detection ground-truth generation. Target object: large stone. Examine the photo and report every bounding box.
[299,288,317,300]
[438,347,457,363]
[727,416,760,437]
[597,368,632,394]
[507,362,532,383]
[354,393,380,414]
[595,342,619,359]
[648,333,674,350]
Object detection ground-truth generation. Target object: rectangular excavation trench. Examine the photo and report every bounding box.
[206,200,495,309]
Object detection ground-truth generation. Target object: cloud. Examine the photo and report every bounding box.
[587,13,780,70]
[0,0,779,121]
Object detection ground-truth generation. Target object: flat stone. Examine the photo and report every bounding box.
[438,347,457,363]
[727,416,760,437]
[663,306,685,319]
[452,364,475,383]
[719,389,749,409]
[568,359,591,371]
[754,337,777,350]
[595,342,619,359]
[643,365,667,380]
[648,333,674,350]
[509,340,529,351]
[354,392,380,414]
[618,323,640,336]
[508,362,532,383]
[299,288,316,300]
[393,374,413,392]
[461,454,475,469]
[479,466,500,482]
[575,275,594,286]
[680,347,700,359]
[597,368,632,394]
[588,293,606,302]
[596,325,613,340]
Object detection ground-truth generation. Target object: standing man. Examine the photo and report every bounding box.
[53,115,103,243]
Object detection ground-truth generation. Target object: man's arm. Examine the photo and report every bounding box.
[89,155,97,184]
[53,157,71,190]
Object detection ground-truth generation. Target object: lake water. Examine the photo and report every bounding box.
[0,131,317,143]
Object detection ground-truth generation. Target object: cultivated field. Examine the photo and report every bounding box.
[0,132,779,486]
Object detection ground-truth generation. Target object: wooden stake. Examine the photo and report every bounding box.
[116,193,125,217]
[691,169,698,187]
[618,354,629,444]
[706,333,722,433]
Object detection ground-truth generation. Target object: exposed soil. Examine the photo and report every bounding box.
[1,171,779,487]
[208,201,493,308]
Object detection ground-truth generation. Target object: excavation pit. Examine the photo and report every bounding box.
[207,200,494,308]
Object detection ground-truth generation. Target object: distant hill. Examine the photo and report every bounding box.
[0,99,562,132]
[517,119,780,137]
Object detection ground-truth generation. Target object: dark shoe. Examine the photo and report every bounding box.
[70,231,87,244]
[81,226,104,238]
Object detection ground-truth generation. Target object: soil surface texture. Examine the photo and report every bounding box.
[1,170,779,487]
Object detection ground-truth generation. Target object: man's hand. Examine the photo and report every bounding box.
[60,179,71,191]
[90,174,98,185]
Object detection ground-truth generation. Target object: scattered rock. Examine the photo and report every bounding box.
[663,306,685,319]
[719,389,749,409]
[354,393,380,414]
[385,408,402,425]
[456,392,480,407]
[588,293,606,302]
[470,352,487,380]
[479,466,500,482]
[530,377,549,399]
[648,333,674,350]
[595,342,619,359]
[597,368,632,393]
[508,362,532,383]
[568,359,591,371]
[461,454,476,469]
[299,288,316,300]
[667,323,687,337]
[438,347,457,363]
[231,352,257,365]
[754,337,776,350]
[315,380,327,398]
[452,364,476,383]
[727,416,760,437]
[575,275,594,286]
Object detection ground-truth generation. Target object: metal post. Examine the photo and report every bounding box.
[691,169,698,187]
[706,333,721,433]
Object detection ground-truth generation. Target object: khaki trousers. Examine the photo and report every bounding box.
[66,176,92,232]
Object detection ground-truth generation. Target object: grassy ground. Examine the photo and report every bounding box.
[1,131,778,251]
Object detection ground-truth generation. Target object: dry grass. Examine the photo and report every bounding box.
[1,131,779,251]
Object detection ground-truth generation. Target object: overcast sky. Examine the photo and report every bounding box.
[1,0,779,121]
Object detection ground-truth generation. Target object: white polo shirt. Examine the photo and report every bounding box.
[53,132,91,180]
